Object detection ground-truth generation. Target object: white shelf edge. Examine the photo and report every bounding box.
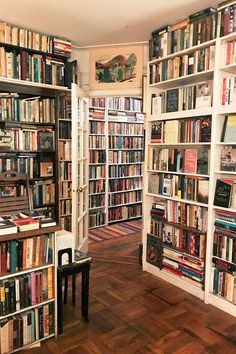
[207,293,236,316]
[148,142,211,146]
[143,262,204,300]
[0,298,55,320]
[148,107,213,121]
[0,76,70,91]
[147,170,209,178]
[89,206,106,210]
[108,215,142,223]
[0,263,54,280]
[213,205,236,213]
[108,201,142,208]
[109,188,142,194]
[146,193,208,207]
[215,170,236,175]
[149,39,216,64]
[109,175,143,179]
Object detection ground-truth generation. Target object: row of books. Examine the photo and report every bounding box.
[106,97,142,112]
[89,121,105,135]
[89,97,105,108]
[59,121,71,140]
[148,173,209,204]
[149,147,209,175]
[89,150,106,164]
[0,128,54,152]
[60,200,72,216]
[214,178,236,208]
[109,164,142,178]
[211,264,236,303]
[109,190,142,206]
[109,136,143,150]
[222,40,236,66]
[89,180,105,194]
[162,224,206,259]
[0,268,53,316]
[108,151,143,164]
[32,181,55,207]
[0,303,54,352]
[58,141,71,161]
[222,77,236,106]
[213,228,236,264]
[161,200,208,232]
[89,211,106,228]
[107,110,144,122]
[89,194,105,209]
[60,216,71,232]
[0,94,55,123]
[163,246,204,287]
[89,136,106,149]
[108,204,142,222]
[218,3,236,37]
[108,122,144,136]
[0,233,53,273]
[58,95,71,121]
[0,155,53,179]
[150,117,211,143]
[154,81,212,114]
[109,178,142,193]
[59,181,72,199]
[89,165,106,179]
[149,45,215,84]
[0,21,71,57]
[89,108,105,120]
[150,7,217,59]
[0,47,67,86]
[59,161,72,181]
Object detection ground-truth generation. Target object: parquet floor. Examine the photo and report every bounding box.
[23,231,236,354]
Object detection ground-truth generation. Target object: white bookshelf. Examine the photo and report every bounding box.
[88,96,144,228]
[143,14,236,316]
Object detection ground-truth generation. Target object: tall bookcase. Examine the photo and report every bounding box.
[88,96,144,228]
[143,3,236,317]
[0,20,89,351]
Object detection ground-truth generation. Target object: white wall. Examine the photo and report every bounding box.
[71,44,148,97]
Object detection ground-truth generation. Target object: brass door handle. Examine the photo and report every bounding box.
[78,187,83,192]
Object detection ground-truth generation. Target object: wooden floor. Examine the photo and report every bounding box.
[24,232,236,354]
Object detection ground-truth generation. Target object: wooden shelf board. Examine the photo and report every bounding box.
[0,225,61,242]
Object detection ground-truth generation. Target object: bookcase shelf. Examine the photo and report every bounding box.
[89,96,144,228]
[144,5,236,317]
[0,77,71,91]
[149,70,214,89]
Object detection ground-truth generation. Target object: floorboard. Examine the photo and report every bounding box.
[22,231,236,353]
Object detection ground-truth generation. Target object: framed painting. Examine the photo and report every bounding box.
[90,45,143,90]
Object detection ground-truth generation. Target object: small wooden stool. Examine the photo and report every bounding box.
[57,248,91,334]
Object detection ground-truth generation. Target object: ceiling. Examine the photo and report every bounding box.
[1,0,220,47]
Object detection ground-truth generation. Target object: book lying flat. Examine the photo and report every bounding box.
[0,218,17,235]
[12,217,40,231]
[74,250,92,263]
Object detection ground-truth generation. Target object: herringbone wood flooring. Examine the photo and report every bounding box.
[23,231,236,354]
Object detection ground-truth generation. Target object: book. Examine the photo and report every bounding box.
[74,250,92,263]
[0,130,14,150]
[164,120,179,143]
[0,218,17,235]
[197,148,209,174]
[183,149,197,173]
[12,217,39,231]
[39,218,56,228]
[38,130,54,151]
[221,115,236,142]
[197,179,209,203]
[195,82,212,108]
[214,179,234,208]
[40,162,53,177]
[151,122,163,143]
[200,118,212,142]
[220,146,236,171]
[146,233,162,268]
[148,173,159,194]
[166,89,179,112]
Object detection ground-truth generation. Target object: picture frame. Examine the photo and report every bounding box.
[90,45,143,90]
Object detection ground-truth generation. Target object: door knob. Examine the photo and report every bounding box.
[78,187,83,192]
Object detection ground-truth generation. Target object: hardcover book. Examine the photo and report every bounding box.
[195,82,212,108]
[220,146,236,172]
[166,89,179,112]
[197,179,209,203]
[38,130,54,151]
[200,118,212,142]
[151,122,163,143]
[183,149,197,173]
[221,115,236,142]
[146,233,163,269]
[197,148,209,174]
[40,162,54,177]
[214,179,233,208]
[148,173,159,194]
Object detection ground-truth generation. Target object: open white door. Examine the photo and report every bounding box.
[71,84,89,252]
